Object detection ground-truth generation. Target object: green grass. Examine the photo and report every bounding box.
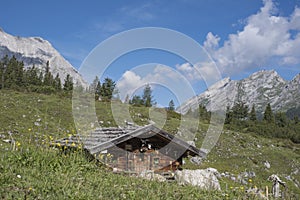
[0,89,300,199]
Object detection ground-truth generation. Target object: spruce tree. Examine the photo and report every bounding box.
[130,95,143,106]
[168,100,175,111]
[91,76,102,100]
[249,105,257,121]
[225,105,233,124]
[231,101,248,120]
[263,103,274,123]
[26,65,40,86]
[53,73,62,91]
[275,112,288,127]
[142,84,154,107]
[43,61,54,86]
[0,55,9,89]
[101,77,115,100]
[63,74,73,91]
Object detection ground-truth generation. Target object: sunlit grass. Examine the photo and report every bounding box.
[0,89,299,199]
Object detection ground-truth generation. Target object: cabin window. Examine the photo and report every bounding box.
[153,157,160,167]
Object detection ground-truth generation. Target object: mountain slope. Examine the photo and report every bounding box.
[0,28,86,86]
[178,70,300,114]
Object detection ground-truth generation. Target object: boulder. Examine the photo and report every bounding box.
[175,169,221,190]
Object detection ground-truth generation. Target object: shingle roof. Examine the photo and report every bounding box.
[54,125,140,150]
[54,124,206,158]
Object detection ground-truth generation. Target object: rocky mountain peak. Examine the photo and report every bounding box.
[208,77,231,91]
[177,70,299,114]
[0,29,86,86]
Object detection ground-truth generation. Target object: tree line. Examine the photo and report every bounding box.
[0,55,73,94]
[224,101,300,143]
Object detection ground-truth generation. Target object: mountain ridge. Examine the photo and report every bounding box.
[178,69,300,114]
[0,29,86,86]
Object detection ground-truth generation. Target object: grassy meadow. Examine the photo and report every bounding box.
[0,90,299,199]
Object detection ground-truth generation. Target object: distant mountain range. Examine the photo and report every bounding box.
[0,28,86,86]
[1,29,299,114]
[178,70,300,114]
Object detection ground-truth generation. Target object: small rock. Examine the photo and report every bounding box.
[264,161,271,169]
[34,122,41,126]
[241,179,248,185]
[190,156,202,165]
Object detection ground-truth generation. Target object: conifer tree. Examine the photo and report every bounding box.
[263,103,274,123]
[101,77,115,100]
[168,100,175,111]
[142,84,154,107]
[225,105,233,124]
[91,76,102,100]
[275,112,288,127]
[231,101,248,120]
[130,95,143,106]
[53,73,62,91]
[249,105,257,121]
[43,61,54,86]
[63,74,73,91]
[26,65,40,86]
[0,55,9,89]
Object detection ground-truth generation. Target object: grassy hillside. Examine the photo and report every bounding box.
[0,90,299,199]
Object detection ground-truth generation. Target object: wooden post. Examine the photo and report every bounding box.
[266,186,269,200]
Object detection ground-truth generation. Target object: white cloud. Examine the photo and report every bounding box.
[176,63,202,81]
[175,61,222,86]
[116,65,195,102]
[203,0,300,75]
[290,7,300,30]
[116,71,144,99]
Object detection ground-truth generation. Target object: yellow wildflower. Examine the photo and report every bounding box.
[57,143,61,147]
[28,128,32,132]
[249,179,252,183]
[71,142,76,147]
[16,141,21,147]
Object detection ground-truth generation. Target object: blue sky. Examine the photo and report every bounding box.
[0,0,300,106]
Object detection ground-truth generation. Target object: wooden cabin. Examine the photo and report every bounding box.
[55,124,205,174]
